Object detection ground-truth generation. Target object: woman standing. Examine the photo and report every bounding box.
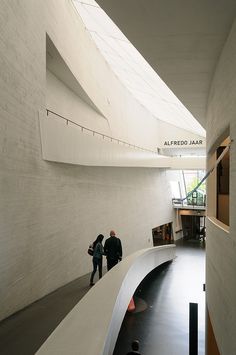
[90,234,104,286]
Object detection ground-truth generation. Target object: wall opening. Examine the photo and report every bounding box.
[216,137,230,226]
[152,223,174,246]
[181,214,206,241]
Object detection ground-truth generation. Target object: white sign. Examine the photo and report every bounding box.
[163,139,204,147]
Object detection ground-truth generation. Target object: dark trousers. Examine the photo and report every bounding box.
[90,257,102,283]
[107,258,118,271]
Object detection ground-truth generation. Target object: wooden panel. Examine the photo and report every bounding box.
[207,308,220,355]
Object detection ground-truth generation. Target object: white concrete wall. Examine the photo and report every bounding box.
[206,18,236,355]
[159,121,206,149]
[46,70,109,134]
[0,0,45,320]
[40,114,206,168]
[0,0,174,321]
[46,0,161,151]
[44,1,206,169]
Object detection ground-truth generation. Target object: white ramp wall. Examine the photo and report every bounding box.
[37,245,176,355]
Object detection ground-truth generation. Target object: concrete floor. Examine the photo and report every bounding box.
[114,240,206,355]
[0,272,94,355]
[0,241,205,355]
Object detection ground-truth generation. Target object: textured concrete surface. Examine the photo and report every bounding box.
[0,0,174,322]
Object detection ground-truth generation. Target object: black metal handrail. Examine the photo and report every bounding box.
[46,109,159,155]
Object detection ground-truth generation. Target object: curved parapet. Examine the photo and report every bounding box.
[36,245,176,355]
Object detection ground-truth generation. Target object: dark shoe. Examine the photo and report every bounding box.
[90,282,95,286]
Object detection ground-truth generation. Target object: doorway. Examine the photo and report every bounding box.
[152,223,173,246]
[181,214,205,241]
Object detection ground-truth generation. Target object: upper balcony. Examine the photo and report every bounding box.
[172,195,206,211]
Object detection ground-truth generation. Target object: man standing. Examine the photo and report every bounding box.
[104,230,122,271]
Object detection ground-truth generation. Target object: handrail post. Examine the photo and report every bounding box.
[189,302,198,355]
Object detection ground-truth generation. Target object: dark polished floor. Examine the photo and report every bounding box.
[0,240,205,355]
[114,240,206,355]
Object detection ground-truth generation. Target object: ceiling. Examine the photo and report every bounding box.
[95,0,236,128]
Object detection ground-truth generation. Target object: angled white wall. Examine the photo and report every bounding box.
[46,70,109,134]
[46,0,161,151]
[44,69,206,169]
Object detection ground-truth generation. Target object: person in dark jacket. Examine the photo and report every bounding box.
[90,234,104,286]
[126,340,141,355]
[104,230,122,271]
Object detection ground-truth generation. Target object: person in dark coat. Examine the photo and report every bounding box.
[104,230,122,271]
[126,340,141,355]
[90,234,104,286]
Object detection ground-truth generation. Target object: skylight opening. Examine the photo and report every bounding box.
[72,0,206,137]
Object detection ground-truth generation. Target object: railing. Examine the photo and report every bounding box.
[172,198,206,209]
[46,109,159,155]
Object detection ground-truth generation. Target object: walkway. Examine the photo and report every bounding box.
[0,273,93,355]
[114,240,205,355]
[0,241,205,355]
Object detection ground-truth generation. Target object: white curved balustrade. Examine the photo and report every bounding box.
[36,245,176,355]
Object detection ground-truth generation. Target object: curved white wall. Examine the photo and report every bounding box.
[37,245,176,355]
[206,18,236,355]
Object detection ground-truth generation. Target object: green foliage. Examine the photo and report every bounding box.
[186,176,206,194]
[186,175,206,206]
